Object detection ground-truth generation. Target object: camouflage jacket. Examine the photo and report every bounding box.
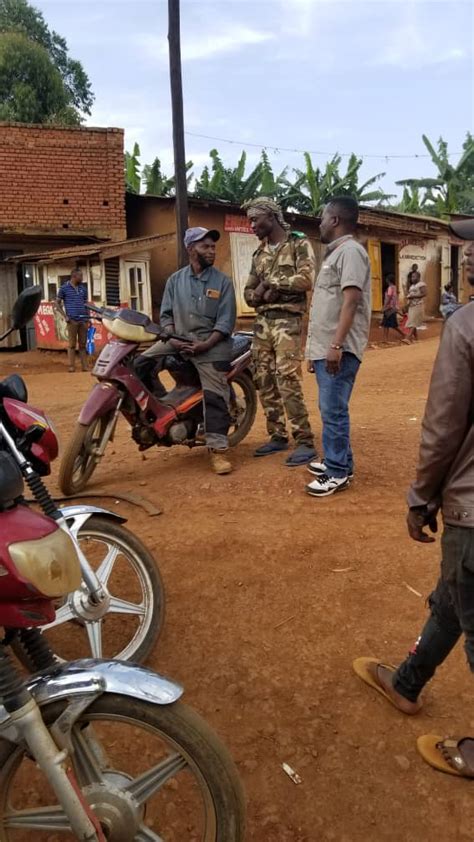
[244,232,316,315]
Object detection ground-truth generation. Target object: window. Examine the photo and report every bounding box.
[128,265,146,311]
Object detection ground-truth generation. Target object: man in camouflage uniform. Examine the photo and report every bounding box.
[243,198,317,466]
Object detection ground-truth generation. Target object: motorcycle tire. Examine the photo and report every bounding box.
[14,517,165,666]
[228,372,257,448]
[59,414,114,496]
[0,694,246,841]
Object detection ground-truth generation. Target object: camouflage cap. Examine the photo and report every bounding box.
[241,197,290,230]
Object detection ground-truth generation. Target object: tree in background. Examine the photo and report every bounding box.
[0,0,93,124]
[396,133,474,217]
[194,149,287,204]
[125,143,141,194]
[280,152,393,215]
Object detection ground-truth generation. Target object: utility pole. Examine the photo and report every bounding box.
[168,0,189,267]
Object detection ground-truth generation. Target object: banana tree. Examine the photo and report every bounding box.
[193,149,287,203]
[396,133,474,217]
[125,142,141,194]
[142,157,193,196]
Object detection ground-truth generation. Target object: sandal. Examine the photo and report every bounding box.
[352,657,422,714]
[417,735,474,778]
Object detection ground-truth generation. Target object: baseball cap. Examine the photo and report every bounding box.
[183,227,220,248]
[449,218,474,240]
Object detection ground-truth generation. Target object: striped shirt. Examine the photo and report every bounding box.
[57,281,89,321]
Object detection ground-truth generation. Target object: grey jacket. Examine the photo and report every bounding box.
[408,302,474,527]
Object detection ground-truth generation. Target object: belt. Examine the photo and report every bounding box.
[259,309,302,320]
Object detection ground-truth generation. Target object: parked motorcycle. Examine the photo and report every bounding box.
[0,453,245,840]
[59,304,257,495]
[0,289,165,664]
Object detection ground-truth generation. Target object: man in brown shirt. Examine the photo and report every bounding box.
[353,218,474,778]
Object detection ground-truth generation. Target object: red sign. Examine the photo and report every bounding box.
[34,302,112,351]
[224,214,253,234]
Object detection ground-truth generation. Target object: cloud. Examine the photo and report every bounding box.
[371,8,467,69]
[137,25,274,63]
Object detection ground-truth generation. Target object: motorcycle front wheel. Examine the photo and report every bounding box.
[16,516,165,665]
[59,413,114,496]
[0,694,246,841]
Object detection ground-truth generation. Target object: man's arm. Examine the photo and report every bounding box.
[244,255,266,307]
[325,247,367,374]
[55,287,67,321]
[269,237,315,292]
[408,317,472,510]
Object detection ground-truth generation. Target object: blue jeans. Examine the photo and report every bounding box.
[313,353,360,478]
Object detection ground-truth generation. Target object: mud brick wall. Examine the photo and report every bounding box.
[0,123,126,240]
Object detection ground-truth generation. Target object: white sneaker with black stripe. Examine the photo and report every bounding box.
[307,460,354,481]
[305,474,350,497]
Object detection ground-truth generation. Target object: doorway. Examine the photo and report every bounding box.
[380,243,398,292]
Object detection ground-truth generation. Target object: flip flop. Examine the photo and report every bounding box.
[417,735,474,778]
[352,657,422,714]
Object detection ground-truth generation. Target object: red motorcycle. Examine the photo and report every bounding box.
[0,290,246,840]
[0,289,165,665]
[59,304,257,495]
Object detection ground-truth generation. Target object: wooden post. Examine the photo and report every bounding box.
[168,0,189,268]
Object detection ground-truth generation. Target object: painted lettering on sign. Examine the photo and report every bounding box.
[224,214,253,234]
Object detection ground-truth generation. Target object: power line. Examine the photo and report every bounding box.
[184,131,462,161]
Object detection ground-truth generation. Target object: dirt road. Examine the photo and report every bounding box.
[1,337,471,842]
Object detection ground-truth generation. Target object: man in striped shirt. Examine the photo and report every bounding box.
[56,269,90,372]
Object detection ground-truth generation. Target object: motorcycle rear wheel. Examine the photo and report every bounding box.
[0,694,246,841]
[59,414,113,496]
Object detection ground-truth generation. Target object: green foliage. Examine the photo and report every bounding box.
[194,149,287,204]
[0,0,93,118]
[0,32,77,123]
[396,133,474,217]
[125,143,141,194]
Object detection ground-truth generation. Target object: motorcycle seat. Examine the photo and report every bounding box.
[231,334,252,359]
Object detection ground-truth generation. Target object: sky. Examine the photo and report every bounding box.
[37,0,473,199]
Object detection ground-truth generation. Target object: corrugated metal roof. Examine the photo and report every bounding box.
[8,232,175,264]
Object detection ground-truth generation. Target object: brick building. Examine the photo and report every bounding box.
[0,122,126,346]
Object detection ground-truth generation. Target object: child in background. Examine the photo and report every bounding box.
[381,274,406,342]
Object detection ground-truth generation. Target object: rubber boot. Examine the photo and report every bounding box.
[67,349,76,372]
[79,350,88,372]
[209,449,232,475]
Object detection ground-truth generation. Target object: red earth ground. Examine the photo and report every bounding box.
[1,326,471,842]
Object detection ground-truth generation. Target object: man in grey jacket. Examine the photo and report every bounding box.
[353,217,474,778]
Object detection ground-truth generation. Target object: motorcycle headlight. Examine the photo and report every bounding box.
[9,528,81,597]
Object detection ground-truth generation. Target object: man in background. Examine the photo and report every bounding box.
[55,268,89,372]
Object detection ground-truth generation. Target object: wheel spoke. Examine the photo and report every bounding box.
[42,601,75,630]
[95,544,120,586]
[85,619,103,658]
[108,596,146,617]
[72,727,106,785]
[126,753,187,804]
[5,805,69,830]
[135,826,166,842]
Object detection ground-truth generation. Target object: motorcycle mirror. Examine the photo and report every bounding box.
[11,286,43,330]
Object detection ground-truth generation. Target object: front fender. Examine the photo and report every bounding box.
[28,659,183,707]
[60,504,126,532]
[78,383,120,426]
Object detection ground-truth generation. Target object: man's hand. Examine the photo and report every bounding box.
[181,340,210,356]
[307,360,314,373]
[262,286,280,304]
[325,347,343,375]
[252,282,269,306]
[407,507,438,543]
[169,338,194,352]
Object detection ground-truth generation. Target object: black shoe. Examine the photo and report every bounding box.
[254,438,289,457]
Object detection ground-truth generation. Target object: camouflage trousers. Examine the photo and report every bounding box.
[253,314,313,446]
